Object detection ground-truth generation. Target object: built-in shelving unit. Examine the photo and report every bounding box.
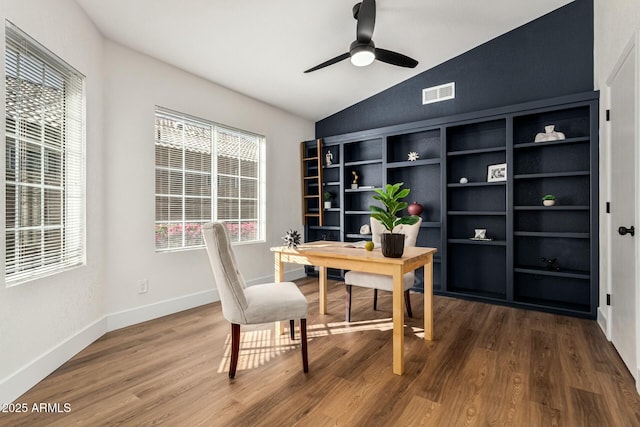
[303,91,599,318]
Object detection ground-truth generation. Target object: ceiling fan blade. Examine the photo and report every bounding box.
[304,53,350,73]
[356,0,376,43]
[375,48,418,68]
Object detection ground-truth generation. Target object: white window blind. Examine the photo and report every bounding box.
[5,21,86,285]
[154,107,264,251]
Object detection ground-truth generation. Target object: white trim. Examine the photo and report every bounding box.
[598,306,610,338]
[106,289,218,331]
[0,269,308,404]
[0,316,107,405]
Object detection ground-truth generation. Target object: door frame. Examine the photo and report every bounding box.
[605,30,640,388]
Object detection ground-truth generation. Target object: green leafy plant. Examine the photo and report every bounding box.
[542,194,556,201]
[370,182,420,232]
[323,191,332,201]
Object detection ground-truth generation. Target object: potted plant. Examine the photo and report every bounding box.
[323,191,333,209]
[542,194,556,207]
[370,182,420,258]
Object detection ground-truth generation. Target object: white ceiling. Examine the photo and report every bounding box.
[75,0,573,122]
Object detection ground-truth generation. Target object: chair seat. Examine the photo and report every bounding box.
[242,282,308,324]
[344,270,415,292]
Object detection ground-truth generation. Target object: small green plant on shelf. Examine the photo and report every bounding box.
[542,194,556,207]
[323,191,333,209]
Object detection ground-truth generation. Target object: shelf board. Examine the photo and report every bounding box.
[323,181,341,186]
[448,211,506,216]
[514,205,589,211]
[345,187,380,193]
[448,238,507,246]
[324,207,341,212]
[386,158,441,168]
[303,156,319,161]
[309,225,340,231]
[514,231,590,239]
[303,175,319,180]
[514,266,590,280]
[344,159,383,167]
[421,222,441,228]
[447,181,506,188]
[345,210,370,215]
[514,136,590,149]
[447,146,506,157]
[513,171,590,180]
[323,164,341,169]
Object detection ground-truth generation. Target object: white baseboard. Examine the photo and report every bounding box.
[0,316,107,406]
[0,270,308,405]
[106,289,219,331]
[597,305,611,340]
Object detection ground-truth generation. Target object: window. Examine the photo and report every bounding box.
[5,21,85,285]
[154,107,264,251]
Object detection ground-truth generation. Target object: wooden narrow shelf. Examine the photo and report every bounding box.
[386,158,441,168]
[447,146,506,157]
[513,171,590,180]
[514,266,590,280]
[303,156,319,161]
[514,136,590,149]
[447,239,507,246]
[448,211,506,216]
[514,231,590,239]
[447,181,506,188]
[514,205,589,211]
[301,139,324,226]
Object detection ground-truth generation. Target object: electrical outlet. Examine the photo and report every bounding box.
[137,279,148,294]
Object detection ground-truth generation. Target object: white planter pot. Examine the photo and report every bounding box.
[543,200,555,206]
[324,201,331,209]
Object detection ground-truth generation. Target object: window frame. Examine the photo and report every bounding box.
[154,107,265,252]
[4,20,86,286]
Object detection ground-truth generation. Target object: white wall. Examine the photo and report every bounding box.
[594,0,640,332]
[0,0,106,404]
[102,40,313,328]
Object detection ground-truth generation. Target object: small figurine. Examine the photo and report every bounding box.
[535,125,565,142]
[325,150,333,166]
[351,171,359,189]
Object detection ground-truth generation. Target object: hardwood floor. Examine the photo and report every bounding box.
[3,277,640,426]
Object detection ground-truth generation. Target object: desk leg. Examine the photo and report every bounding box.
[318,266,327,315]
[424,257,434,341]
[392,267,405,375]
[274,252,285,335]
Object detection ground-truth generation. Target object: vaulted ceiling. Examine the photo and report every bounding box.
[75,0,573,122]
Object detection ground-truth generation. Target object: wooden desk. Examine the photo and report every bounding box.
[270,241,437,375]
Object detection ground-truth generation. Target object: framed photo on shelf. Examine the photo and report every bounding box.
[487,163,507,182]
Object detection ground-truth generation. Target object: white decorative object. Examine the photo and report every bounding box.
[474,229,487,239]
[459,177,468,184]
[543,200,556,207]
[407,151,420,161]
[351,171,358,189]
[325,150,333,166]
[324,201,332,209]
[360,224,371,235]
[534,125,566,142]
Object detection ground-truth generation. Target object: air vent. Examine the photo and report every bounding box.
[422,82,455,105]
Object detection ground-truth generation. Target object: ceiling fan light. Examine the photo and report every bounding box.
[350,46,375,67]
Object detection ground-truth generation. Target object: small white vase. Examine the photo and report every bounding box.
[324,201,331,209]
[543,200,555,207]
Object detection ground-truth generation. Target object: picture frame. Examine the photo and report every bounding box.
[487,163,507,182]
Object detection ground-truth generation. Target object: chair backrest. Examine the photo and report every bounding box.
[370,217,423,247]
[202,222,248,324]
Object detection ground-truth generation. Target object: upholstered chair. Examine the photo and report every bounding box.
[202,222,309,378]
[343,217,422,322]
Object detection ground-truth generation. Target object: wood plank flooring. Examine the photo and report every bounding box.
[2,277,640,426]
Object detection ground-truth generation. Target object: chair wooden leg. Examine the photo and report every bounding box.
[229,323,240,379]
[404,289,413,318]
[290,319,295,340]
[301,319,309,373]
[346,285,352,322]
[373,289,378,311]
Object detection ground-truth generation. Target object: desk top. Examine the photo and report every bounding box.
[270,241,437,266]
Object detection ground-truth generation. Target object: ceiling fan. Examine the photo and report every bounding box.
[304,0,418,73]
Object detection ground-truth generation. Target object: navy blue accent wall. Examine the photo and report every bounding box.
[316,0,594,137]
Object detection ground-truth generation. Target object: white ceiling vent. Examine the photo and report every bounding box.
[422,82,455,105]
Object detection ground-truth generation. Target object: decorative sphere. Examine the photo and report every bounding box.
[459,177,468,184]
[407,201,423,216]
